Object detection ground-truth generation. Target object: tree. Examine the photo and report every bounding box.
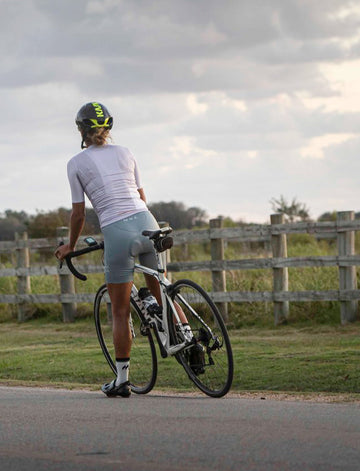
[84,208,100,234]
[0,202,208,240]
[270,195,311,223]
[186,206,208,228]
[4,210,29,223]
[0,210,30,240]
[317,211,337,222]
[27,210,68,238]
[27,207,101,238]
[148,201,208,229]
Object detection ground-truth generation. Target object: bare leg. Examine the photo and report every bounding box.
[107,282,133,358]
[144,273,161,303]
[144,273,188,324]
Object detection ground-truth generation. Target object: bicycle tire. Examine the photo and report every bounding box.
[168,279,233,398]
[94,284,157,394]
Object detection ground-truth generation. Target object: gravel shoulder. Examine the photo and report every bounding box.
[1,380,360,403]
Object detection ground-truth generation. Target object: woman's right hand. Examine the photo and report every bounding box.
[54,243,73,261]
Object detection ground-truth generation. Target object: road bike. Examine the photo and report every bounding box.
[61,227,233,398]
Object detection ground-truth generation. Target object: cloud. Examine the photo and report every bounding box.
[299,133,357,159]
[1,0,360,222]
[3,0,359,94]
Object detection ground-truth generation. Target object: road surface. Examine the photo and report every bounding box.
[0,386,359,470]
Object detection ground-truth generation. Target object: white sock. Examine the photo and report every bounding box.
[115,358,130,386]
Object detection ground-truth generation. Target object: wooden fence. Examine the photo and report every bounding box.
[0,212,359,325]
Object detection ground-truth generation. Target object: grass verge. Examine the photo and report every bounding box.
[1,319,360,400]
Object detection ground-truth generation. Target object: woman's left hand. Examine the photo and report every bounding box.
[54,243,73,261]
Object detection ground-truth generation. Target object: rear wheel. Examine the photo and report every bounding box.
[168,279,233,398]
[94,284,157,394]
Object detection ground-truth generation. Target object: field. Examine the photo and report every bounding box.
[1,319,360,399]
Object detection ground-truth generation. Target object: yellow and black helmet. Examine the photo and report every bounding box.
[76,102,113,130]
[76,102,113,148]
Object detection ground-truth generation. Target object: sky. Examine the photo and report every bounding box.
[1,0,360,223]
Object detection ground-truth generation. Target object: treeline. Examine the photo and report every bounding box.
[0,202,209,241]
[0,209,99,241]
[1,200,359,242]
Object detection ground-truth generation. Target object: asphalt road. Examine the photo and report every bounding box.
[0,386,359,471]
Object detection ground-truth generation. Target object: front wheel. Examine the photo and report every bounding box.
[168,279,233,398]
[94,284,157,394]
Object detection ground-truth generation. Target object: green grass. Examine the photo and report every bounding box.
[231,326,360,394]
[1,319,360,398]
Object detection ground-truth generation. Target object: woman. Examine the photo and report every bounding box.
[55,102,162,397]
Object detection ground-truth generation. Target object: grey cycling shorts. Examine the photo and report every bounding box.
[102,211,160,284]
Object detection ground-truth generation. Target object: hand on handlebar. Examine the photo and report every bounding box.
[55,238,104,281]
[54,243,73,261]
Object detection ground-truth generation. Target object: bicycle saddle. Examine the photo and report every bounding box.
[142,227,173,240]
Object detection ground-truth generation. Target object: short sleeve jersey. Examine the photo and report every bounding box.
[67,144,147,228]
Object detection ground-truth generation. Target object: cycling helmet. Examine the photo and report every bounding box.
[76,102,113,148]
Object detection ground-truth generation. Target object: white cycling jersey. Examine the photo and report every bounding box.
[67,144,147,228]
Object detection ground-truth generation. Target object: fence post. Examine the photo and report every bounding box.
[337,211,358,324]
[210,218,228,321]
[56,227,76,322]
[181,243,189,261]
[270,214,289,325]
[15,231,31,322]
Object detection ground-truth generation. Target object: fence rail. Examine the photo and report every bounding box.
[0,212,359,324]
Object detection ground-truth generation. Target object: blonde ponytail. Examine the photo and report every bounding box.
[84,128,111,147]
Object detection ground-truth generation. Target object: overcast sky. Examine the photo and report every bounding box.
[1,0,360,223]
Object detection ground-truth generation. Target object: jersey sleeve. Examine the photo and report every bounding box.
[67,159,85,203]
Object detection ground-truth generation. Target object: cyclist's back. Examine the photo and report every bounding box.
[67,144,147,228]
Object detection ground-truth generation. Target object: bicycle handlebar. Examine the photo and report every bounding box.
[59,241,104,281]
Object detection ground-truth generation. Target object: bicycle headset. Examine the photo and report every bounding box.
[75,102,113,149]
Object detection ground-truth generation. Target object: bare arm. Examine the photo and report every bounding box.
[138,188,146,204]
[69,202,86,249]
[55,202,85,260]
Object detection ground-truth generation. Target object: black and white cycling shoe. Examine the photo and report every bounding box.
[101,380,131,398]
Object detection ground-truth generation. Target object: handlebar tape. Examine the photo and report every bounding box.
[64,256,87,281]
[63,241,104,281]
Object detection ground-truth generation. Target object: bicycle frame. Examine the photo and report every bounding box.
[131,257,191,358]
